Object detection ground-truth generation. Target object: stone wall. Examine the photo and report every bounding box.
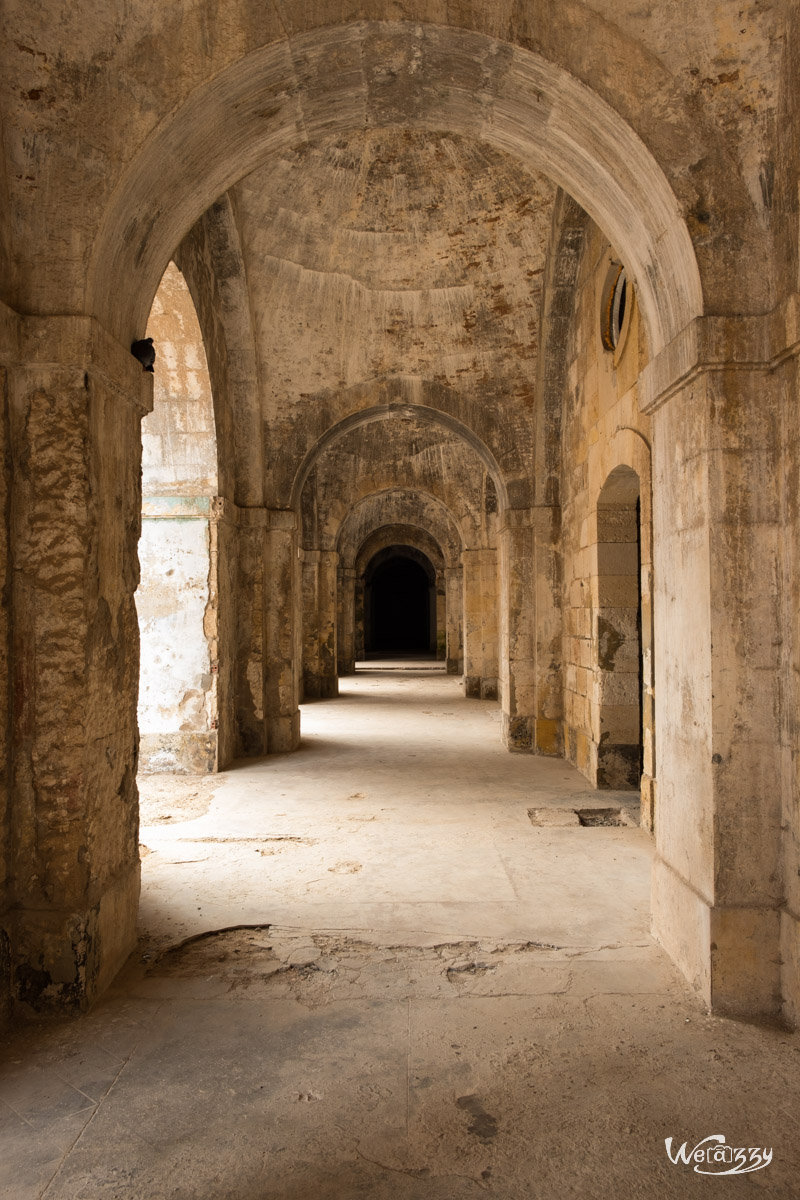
[0,305,14,1027]
[775,7,800,1032]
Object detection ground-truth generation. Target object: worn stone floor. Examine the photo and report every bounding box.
[1,665,798,1198]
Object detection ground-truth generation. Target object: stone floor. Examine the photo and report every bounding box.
[1,665,798,1198]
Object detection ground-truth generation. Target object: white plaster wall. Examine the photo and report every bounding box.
[137,517,212,736]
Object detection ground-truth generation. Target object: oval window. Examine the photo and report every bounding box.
[601,264,628,352]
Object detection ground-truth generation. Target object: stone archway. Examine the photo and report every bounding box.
[355,529,447,668]
[87,23,702,358]
[137,262,222,774]
[8,17,744,1025]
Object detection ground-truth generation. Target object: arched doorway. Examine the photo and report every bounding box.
[364,546,436,658]
[136,261,220,773]
[594,465,643,790]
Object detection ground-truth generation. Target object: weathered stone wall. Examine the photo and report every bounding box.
[560,222,653,799]
[137,511,217,772]
[138,264,219,773]
[0,304,15,1027]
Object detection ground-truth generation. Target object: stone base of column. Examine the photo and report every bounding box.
[10,861,139,1014]
[565,723,594,780]
[446,657,462,675]
[337,658,356,676]
[652,856,781,1020]
[597,743,640,789]
[267,712,301,754]
[464,676,498,700]
[303,674,339,699]
[139,731,218,774]
[502,713,533,752]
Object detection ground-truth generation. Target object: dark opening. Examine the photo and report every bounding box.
[366,554,432,655]
[601,263,629,352]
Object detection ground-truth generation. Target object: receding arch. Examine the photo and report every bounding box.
[88,22,702,357]
[292,403,510,513]
[334,492,465,677]
[354,526,446,581]
[338,490,464,567]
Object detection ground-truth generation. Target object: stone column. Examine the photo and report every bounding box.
[434,575,445,658]
[264,510,301,752]
[445,565,463,674]
[499,509,537,751]
[642,315,783,1020]
[209,497,238,770]
[355,577,366,661]
[638,504,656,831]
[301,549,339,699]
[532,504,563,755]
[337,567,357,675]
[233,506,301,754]
[7,314,151,1013]
[235,506,268,755]
[0,306,16,1023]
[462,548,499,699]
[778,295,800,1028]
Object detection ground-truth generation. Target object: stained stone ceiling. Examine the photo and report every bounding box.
[231,128,559,432]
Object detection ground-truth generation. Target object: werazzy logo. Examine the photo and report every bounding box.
[665,1135,772,1176]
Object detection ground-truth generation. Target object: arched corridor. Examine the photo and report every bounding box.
[1,2,800,1193]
